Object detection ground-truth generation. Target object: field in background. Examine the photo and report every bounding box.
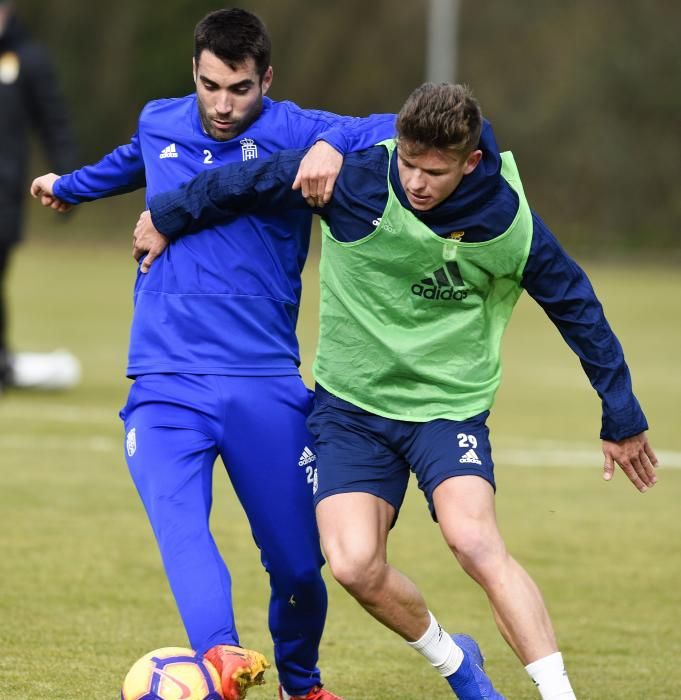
[0,236,679,699]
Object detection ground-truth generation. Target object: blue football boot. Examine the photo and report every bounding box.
[446,634,506,699]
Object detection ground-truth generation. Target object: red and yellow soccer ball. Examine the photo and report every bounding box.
[121,647,224,700]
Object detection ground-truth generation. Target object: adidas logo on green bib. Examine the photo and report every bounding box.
[411,260,468,301]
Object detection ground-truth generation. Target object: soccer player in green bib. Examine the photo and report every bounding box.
[134,83,657,700]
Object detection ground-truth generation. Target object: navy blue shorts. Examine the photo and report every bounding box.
[307,384,495,522]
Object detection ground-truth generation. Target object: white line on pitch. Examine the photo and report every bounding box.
[495,447,681,469]
[0,403,118,425]
[0,435,119,452]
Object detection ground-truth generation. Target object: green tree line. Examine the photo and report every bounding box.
[17,0,680,253]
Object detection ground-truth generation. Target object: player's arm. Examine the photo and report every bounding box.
[134,148,315,271]
[292,111,396,207]
[31,131,146,213]
[313,112,397,154]
[53,131,146,203]
[522,212,658,493]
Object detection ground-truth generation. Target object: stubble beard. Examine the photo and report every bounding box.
[197,95,263,142]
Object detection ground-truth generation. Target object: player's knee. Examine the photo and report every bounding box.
[325,546,384,599]
[143,491,211,547]
[154,517,211,554]
[445,524,506,577]
[269,562,325,599]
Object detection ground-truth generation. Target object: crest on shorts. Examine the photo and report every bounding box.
[126,427,137,457]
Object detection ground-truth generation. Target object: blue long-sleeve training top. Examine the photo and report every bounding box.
[53,93,396,377]
[149,121,648,442]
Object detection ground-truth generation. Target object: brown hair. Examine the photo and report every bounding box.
[396,83,482,158]
[194,9,271,81]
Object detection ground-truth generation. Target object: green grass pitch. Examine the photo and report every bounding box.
[1,234,679,699]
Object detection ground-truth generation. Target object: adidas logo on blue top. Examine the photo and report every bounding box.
[159,143,178,159]
[411,260,468,301]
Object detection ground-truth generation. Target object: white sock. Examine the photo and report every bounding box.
[406,611,464,677]
[525,652,576,699]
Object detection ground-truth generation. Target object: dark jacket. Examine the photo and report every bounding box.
[0,13,77,244]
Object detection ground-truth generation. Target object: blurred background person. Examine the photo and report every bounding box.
[0,0,78,392]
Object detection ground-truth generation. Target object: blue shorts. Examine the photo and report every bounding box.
[306,384,495,522]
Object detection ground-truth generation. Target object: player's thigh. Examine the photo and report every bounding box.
[121,374,219,520]
[406,411,496,522]
[316,492,394,575]
[432,475,503,557]
[306,390,411,522]
[217,375,321,561]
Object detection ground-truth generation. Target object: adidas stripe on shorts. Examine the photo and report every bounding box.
[307,384,495,522]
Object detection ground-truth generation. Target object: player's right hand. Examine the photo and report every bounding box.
[292,140,343,208]
[30,173,72,213]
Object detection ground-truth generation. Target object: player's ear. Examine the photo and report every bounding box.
[261,66,273,95]
[192,57,197,83]
[463,149,482,175]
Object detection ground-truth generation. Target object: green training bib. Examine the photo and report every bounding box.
[314,140,533,421]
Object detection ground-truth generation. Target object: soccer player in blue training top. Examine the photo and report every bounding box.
[30,8,395,700]
[130,82,658,700]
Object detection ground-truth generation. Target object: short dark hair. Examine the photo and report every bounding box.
[193,8,271,80]
[396,83,482,158]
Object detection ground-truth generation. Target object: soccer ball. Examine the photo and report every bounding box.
[121,647,224,700]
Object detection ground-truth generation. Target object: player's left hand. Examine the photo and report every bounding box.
[602,431,658,492]
[292,140,343,208]
[133,210,169,273]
